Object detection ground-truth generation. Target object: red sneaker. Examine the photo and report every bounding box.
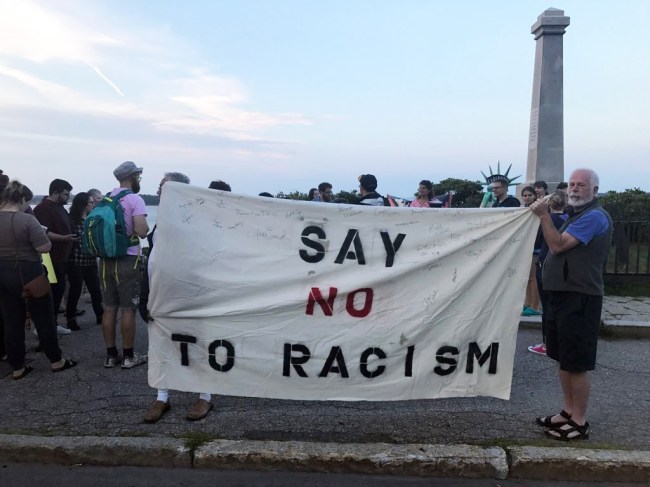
[528,343,547,356]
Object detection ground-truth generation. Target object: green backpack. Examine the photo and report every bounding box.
[83,190,137,258]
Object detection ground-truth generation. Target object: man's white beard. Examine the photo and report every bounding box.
[568,194,592,207]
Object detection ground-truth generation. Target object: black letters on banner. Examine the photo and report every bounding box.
[360,347,386,378]
[434,345,459,376]
[466,342,499,374]
[169,338,500,382]
[208,339,235,372]
[334,229,366,265]
[380,231,406,267]
[319,346,349,377]
[283,343,311,377]
[404,345,415,377]
[171,334,197,366]
[300,227,407,267]
[299,226,326,263]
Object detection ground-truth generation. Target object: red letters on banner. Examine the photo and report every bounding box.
[306,287,374,318]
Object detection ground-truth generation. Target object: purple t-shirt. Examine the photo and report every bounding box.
[110,188,147,256]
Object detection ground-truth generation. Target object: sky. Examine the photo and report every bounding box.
[0,0,648,198]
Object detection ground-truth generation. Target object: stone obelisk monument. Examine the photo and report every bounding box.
[525,8,570,189]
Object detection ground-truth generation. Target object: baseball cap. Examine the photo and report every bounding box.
[113,161,143,180]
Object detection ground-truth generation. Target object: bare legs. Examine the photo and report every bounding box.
[120,309,136,349]
[102,306,137,349]
[559,369,590,425]
[102,306,118,347]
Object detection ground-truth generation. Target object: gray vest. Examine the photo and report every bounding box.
[542,199,612,296]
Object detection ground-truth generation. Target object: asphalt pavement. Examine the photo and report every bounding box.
[0,296,649,482]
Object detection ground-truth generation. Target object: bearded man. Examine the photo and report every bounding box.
[100,161,149,370]
[530,168,612,441]
[34,179,77,334]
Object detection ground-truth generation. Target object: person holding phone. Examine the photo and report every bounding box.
[33,179,78,334]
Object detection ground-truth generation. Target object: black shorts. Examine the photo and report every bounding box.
[545,291,602,372]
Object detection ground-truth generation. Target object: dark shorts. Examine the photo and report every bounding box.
[545,291,602,372]
[99,256,142,309]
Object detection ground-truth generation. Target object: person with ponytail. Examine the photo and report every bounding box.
[0,180,78,379]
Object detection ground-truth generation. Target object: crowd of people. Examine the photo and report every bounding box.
[0,165,612,442]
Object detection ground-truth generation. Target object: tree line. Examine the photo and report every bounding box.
[35,180,647,219]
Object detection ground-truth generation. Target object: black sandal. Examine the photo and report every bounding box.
[536,409,571,427]
[52,359,78,373]
[13,365,34,380]
[546,419,590,441]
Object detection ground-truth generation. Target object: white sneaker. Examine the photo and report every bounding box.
[122,353,148,369]
[57,325,72,335]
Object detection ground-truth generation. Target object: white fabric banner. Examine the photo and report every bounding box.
[148,183,538,401]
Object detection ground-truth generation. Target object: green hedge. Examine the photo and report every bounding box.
[600,188,650,222]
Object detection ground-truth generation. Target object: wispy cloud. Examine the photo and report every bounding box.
[0,0,310,145]
[0,65,81,104]
[84,62,125,97]
[0,0,99,62]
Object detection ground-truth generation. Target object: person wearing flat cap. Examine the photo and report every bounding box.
[356,174,385,206]
[100,161,150,371]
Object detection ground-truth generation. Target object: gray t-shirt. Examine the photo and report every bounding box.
[0,210,50,262]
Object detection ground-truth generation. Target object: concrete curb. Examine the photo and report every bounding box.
[0,434,190,468]
[194,440,508,478]
[508,446,650,483]
[1,434,649,482]
[519,317,650,339]
[601,320,650,339]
